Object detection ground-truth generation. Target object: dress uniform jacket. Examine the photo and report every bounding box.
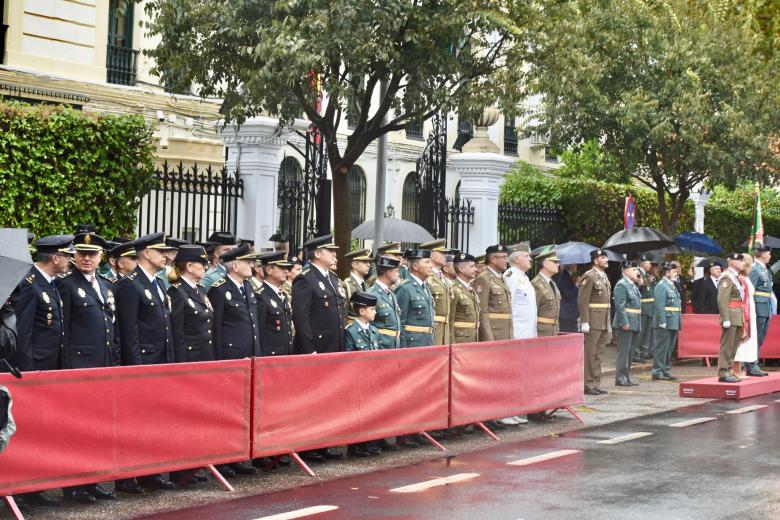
[473,268,513,341]
[717,268,744,376]
[168,280,215,362]
[57,270,119,369]
[13,267,64,371]
[613,277,642,331]
[653,278,682,330]
[394,276,435,347]
[208,277,261,359]
[448,279,480,343]
[577,269,611,330]
[504,267,536,339]
[639,269,655,317]
[343,273,366,300]
[366,281,402,349]
[255,283,294,356]
[345,321,381,351]
[531,273,561,337]
[427,272,452,345]
[749,262,772,319]
[291,266,346,354]
[116,266,175,366]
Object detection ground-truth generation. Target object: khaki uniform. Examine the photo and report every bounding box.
[531,273,560,337]
[449,278,480,343]
[343,273,366,300]
[717,269,744,377]
[427,272,452,345]
[473,268,513,341]
[577,268,612,390]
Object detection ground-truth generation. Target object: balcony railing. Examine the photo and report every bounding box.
[106,45,138,86]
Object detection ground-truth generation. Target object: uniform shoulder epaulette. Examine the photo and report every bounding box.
[211,278,226,288]
[171,281,182,289]
[255,286,265,294]
[396,278,409,287]
[97,272,115,282]
[59,271,72,279]
[300,268,311,276]
[23,273,35,284]
[126,271,138,280]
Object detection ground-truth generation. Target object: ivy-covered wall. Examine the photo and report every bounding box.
[0,103,156,239]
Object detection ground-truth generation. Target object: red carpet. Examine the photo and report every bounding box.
[679,372,780,399]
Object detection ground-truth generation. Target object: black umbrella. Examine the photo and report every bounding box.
[697,256,726,268]
[602,227,676,254]
[0,228,33,304]
[351,217,434,243]
[741,235,780,249]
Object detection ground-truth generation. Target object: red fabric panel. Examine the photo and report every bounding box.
[252,346,450,457]
[0,360,251,495]
[678,314,780,358]
[449,335,584,427]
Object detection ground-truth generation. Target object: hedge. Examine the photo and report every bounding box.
[500,162,774,253]
[0,102,156,239]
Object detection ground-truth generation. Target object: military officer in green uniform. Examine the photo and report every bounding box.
[613,260,642,386]
[366,257,402,349]
[345,292,382,351]
[343,249,373,299]
[636,254,656,362]
[652,261,681,381]
[531,252,561,337]
[473,245,513,341]
[394,249,434,347]
[577,249,612,395]
[747,245,771,376]
[717,253,745,383]
[366,242,404,287]
[420,239,454,345]
[201,231,238,290]
[448,253,480,343]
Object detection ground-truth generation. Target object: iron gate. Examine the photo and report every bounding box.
[497,202,562,248]
[415,113,448,238]
[137,161,243,243]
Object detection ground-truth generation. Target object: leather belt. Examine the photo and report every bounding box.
[664,307,680,312]
[756,291,772,297]
[488,313,512,320]
[404,325,433,334]
[641,298,654,303]
[625,308,641,314]
[453,321,478,329]
[536,317,558,325]
[433,315,447,323]
[588,303,610,309]
[377,328,399,337]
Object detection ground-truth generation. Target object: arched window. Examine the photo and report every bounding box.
[402,172,418,222]
[277,157,303,239]
[348,165,367,230]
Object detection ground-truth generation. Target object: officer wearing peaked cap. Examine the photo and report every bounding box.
[613,260,642,386]
[531,252,561,337]
[292,235,346,354]
[635,254,656,362]
[343,249,373,300]
[12,235,72,372]
[473,244,513,341]
[103,239,138,283]
[394,249,435,347]
[255,251,294,357]
[652,261,681,381]
[449,253,481,344]
[420,239,454,346]
[367,242,404,288]
[578,248,612,395]
[748,245,772,376]
[717,253,745,383]
[201,231,238,291]
[366,256,403,349]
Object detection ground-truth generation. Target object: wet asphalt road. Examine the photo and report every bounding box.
[136,393,780,520]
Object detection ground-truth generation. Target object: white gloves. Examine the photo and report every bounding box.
[659,323,666,329]
[722,321,731,329]
[580,323,590,333]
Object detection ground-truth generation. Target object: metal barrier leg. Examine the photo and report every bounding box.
[563,405,585,425]
[418,431,447,451]
[705,357,711,368]
[475,422,500,441]
[207,464,235,492]
[3,496,25,520]
[289,452,317,477]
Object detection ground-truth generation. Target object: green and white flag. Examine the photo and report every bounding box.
[748,182,764,252]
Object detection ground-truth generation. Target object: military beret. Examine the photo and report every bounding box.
[288,254,304,266]
[454,252,476,264]
[376,256,401,268]
[34,235,74,255]
[350,291,378,307]
[404,249,432,260]
[73,232,107,252]
[346,249,373,261]
[727,253,744,261]
[303,234,339,251]
[590,249,608,260]
[259,250,292,267]
[208,231,237,246]
[173,244,209,264]
[220,244,255,262]
[485,244,507,254]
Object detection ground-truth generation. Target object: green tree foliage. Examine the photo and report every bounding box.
[0,103,155,238]
[143,0,530,274]
[520,0,780,234]
[556,140,628,184]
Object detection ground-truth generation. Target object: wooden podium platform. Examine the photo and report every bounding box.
[679,372,780,400]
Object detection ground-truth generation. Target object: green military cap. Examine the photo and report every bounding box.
[475,254,486,264]
[537,251,560,263]
[419,239,448,252]
[345,248,373,261]
[377,241,403,255]
[509,242,531,253]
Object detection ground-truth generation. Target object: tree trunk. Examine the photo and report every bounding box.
[331,163,352,279]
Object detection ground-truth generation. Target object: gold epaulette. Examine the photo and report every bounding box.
[171,282,182,289]
[59,271,72,278]
[211,278,226,288]
[126,271,138,280]
[24,273,35,284]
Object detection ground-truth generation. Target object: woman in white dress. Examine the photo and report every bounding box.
[734,254,758,378]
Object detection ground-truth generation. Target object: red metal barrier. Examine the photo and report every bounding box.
[678,314,780,358]
[0,360,251,496]
[449,335,584,427]
[251,346,450,458]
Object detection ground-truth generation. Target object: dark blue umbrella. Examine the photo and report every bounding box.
[674,231,723,255]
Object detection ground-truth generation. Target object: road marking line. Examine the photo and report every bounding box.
[726,405,768,414]
[597,432,653,445]
[389,473,480,493]
[507,449,581,466]
[669,417,717,428]
[774,399,780,403]
[253,505,339,520]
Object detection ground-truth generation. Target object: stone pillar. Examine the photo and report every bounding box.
[221,116,308,249]
[690,190,712,280]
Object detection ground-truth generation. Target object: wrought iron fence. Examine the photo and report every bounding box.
[106,45,138,86]
[498,202,562,248]
[137,161,243,243]
[415,113,447,238]
[445,198,475,252]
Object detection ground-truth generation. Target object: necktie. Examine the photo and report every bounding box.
[90,275,105,303]
[361,280,366,291]
[239,285,246,301]
[50,280,56,290]
[151,278,163,302]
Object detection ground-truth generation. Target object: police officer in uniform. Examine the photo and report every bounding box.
[531,252,561,337]
[473,245,513,341]
[449,253,480,344]
[366,257,402,349]
[58,232,118,503]
[652,261,681,381]
[420,239,454,346]
[577,249,612,395]
[748,245,772,376]
[717,253,745,383]
[156,236,187,291]
[291,235,346,354]
[201,231,238,291]
[636,255,656,362]
[613,261,642,386]
[102,238,137,283]
[168,245,215,363]
[394,249,435,347]
[255,251,294,357]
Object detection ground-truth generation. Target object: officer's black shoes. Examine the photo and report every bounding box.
[63,489,97,504]
[301,451,325,463]
[217,464,237,477]
[278,455,292,466]
[12,497,31,513]
[615,380,632,387]
[663,373,678,381]
[595,388,608,395]
[138,475,175,490]
[719,375,741,383]
[584,387,601,395]
[378,439,400,452]
[489,420,507,430]
[22,491,63,507]
[399,436,419,448]
[747,368,769,377]
[462,424,475,434]
[367,444,382,456]
[89,484,116,500]
[627,380,639,386]
[231,462,259,475]
[115,480,145,495]
[652,374,671,381]
[348,445,371,457]
[323,447,346,460]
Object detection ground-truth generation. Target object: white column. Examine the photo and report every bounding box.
[221,116,308,249]
[690,190,712,280]
[450,152,515,255]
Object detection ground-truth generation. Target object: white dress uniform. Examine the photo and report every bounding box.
[503,266,537,339]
